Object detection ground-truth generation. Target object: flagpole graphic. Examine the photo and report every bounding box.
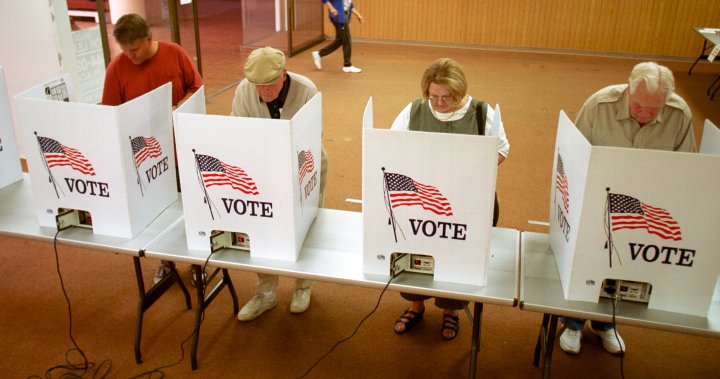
[34,132,62,199]
[382,167,403,243]
[129,136,145,196]
[193,149,218,220]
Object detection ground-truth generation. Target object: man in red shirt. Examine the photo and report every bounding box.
[102,13,202,106]
[102,14,202,284]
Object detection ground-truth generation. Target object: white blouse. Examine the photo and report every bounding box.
[390,95,510,158]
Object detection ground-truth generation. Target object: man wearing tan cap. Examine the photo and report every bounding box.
[231,46,328,321]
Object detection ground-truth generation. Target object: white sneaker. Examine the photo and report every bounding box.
[290,288,311,314]
[237,294,277,321]
[312,51,322,69]
[153,262,171,285]
[591,327,625,354]
[342,66,362,73]
[559,328,582,354]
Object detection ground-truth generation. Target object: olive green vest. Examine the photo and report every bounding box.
[408,98,487,135]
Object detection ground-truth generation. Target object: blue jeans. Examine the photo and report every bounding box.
[560,317,613,331]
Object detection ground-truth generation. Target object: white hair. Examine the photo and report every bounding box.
[628,62,675,100]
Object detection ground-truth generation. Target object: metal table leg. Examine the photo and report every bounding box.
[133,256,192,364]
[468,302,483,378]
[190,265,239,370]
[532,313,561,379]
[689,39,710,75]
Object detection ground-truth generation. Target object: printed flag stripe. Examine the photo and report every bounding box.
[132,136,162,167]
[298,150,315,182]
[386,173,453,216]
[38,136,96,176]
[197,154,259,195]
[609,193,681,241]
[556,155,569,212]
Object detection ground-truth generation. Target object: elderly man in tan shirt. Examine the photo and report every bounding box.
[574,61,697,152]
[561,62,697,356]
[229,47,327,322]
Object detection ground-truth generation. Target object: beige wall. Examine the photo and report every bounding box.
[325,0,720,58]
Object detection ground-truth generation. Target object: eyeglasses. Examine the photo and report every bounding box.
[427,95,456,104]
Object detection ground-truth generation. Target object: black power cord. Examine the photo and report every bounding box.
[130,253,215,379]
[296,273,399,379]
[28,229,111,379]
[604,286,625,379]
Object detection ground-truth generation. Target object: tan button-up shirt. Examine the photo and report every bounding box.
[574,84,696,152]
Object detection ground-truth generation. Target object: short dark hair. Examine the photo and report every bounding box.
[113,14,151,45]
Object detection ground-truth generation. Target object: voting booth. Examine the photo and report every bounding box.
[14,76,178,238]
[549,112,720,317]
[0,66,22,188]
[174,92,322,261]
[362,98,500,286]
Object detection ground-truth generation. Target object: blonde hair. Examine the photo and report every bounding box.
[628,62,674,100]
[420,58,467,102]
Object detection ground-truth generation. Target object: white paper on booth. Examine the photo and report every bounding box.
[572,146,720,316]
[289,92,322,252]
[16,76,131,236]
[174,85,206,117]
[362,97,373,129]
[0,66,23,188]
[176,113,299,260]
[700,119,720,154]
[362,126,499,287]
[118,83,178,237]
[548,111,593,299]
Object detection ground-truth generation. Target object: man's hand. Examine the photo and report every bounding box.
[327,4,338,17]
[353,10,364,24]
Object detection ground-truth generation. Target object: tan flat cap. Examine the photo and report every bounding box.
[244,47,286,85]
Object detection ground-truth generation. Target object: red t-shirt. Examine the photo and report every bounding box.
[101,41,202,106]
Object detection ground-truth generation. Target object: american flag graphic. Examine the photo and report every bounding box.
[385,173,453,216]
[131,136,162,167]
[37,136,96,176]
[556,154,569,213]
[298,150,315,182]
[196,154,259,195]
[608,193,682,241]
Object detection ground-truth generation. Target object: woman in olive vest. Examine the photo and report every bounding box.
[390,58,510,340]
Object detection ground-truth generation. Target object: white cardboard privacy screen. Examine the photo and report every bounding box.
[15,77,177,238]
[175,93,322,261]
[549,111,720,316]
[0,66,23,188]
[362,98,499,286]
[700,119,720,154]
[173,86,206,118]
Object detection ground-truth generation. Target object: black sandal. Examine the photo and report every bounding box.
[441,313,460,340]
[394,309,424,334]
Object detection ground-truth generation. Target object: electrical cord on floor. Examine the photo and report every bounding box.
[296,272,400,379]
[610,294,625,379]
[28,229,112,379]
[130,253,215,379]
[604,286,625,379]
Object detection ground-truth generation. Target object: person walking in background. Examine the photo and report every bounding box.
[312,0,364,73]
